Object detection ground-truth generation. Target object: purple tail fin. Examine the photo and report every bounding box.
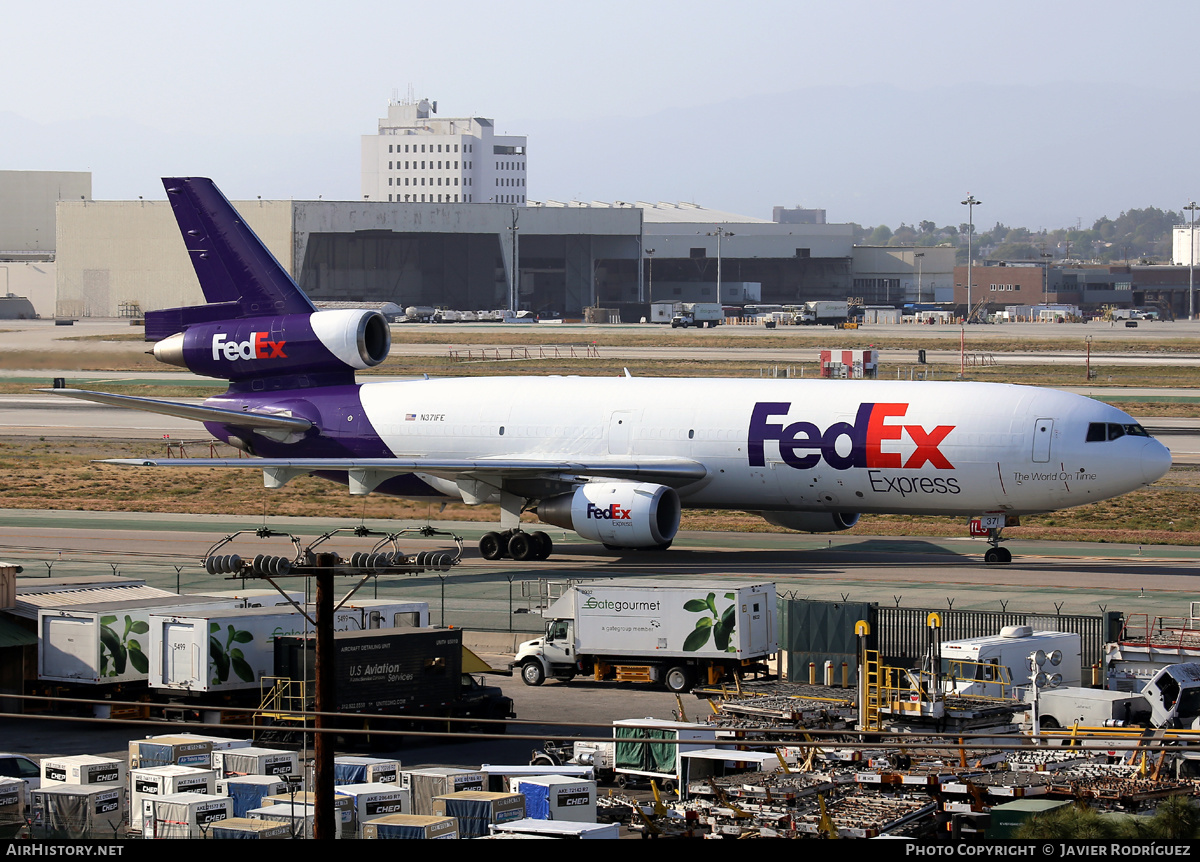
[145,178,315,340]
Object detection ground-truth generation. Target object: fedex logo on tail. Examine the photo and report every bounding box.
[748,402,955,471]
[211,332,287,361]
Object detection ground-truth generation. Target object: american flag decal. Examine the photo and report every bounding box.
[405,413,417,421]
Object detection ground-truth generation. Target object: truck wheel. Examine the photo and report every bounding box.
[531,753,558,768]
[521,661,546,686]
[665,666,692,693]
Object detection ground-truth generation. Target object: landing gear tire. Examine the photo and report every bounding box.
[520,661,545,687]
[664,666,692,693]
[479,532,505,560]
[984,546,1012,564]
[508,532,535,561]
[530,531,553,560]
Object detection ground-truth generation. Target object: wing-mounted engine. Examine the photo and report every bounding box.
[536,482,681,549]
[760,511,860,532]
[151,309,391,383]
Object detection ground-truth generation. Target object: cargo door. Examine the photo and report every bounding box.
[162,622,200,689]
[41,616,95,680]
[608,411,634,455]
[1032,418,1054,463]
[741,592,772,655]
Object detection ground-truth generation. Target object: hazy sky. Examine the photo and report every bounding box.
[3,1,1197,229]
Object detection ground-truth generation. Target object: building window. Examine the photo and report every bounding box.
[796,248,810,258]
[388,194,392,201]
[690,248,707,259]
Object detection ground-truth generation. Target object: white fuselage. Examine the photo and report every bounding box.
[353,377,1170,517]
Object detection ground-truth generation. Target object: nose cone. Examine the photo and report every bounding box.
[1141,439,1172,485]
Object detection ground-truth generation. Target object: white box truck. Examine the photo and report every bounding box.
[795,300,849,325]
[670,303,724,328]
[512,580,776,692]
[940,626,1082,698]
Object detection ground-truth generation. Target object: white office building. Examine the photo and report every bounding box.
[361,98,527,205]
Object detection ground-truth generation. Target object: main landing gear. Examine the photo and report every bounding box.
[984,527,1012,565]
[479,529,553,562]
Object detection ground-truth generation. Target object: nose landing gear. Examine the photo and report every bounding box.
[984,527,1012,564]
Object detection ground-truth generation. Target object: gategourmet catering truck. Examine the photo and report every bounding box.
[512,581,776,692]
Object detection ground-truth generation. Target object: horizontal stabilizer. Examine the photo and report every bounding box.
[37,389,312,432]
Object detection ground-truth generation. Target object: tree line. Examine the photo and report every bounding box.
[854,207,1187,265]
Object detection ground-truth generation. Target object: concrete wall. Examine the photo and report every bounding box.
[56,199,292,318]
[0,171,91,253]
[0,260,55,318]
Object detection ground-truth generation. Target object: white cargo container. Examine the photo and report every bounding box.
[129,766,216,830]
[433,790,525,838]
[940,626,1083,698]
[217,775,289,818]
[404,768,486,816]
[0,778,25,838]
[38,595,241,684]
[209,816,291,839]
[361,813,458,839]
[211,747,298,779]
[40,755,125,789]
[141,792,231,838]
[30,786,123,839]
[248,802,340,838]
[334,756,401,784]
[149,600,428,693]
[335,782,412,832]
[512,774,596,822]
[514,580,776,692]
[128,735,213,769]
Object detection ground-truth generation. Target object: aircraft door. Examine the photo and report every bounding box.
[1032,418,1054,463]
[608,411,634,455]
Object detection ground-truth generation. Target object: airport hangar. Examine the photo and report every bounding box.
[52,196,957,321]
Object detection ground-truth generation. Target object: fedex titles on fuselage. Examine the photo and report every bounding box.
[211,331,287,361]
[749,402,961,493]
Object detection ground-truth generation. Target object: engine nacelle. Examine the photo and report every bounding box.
[152,309,391,381]
[760,511,861,532]
[537,482,681,548]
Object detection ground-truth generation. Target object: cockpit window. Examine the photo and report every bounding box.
[1087,422,1151,442]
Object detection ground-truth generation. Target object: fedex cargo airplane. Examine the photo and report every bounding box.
[45,178,1172,564]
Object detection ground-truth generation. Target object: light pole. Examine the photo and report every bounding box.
[961,195,981,322]
[646,248,656,304]
[1186,201,1199,321]
[914,252,925,304]
[707,227,734,301]
[507,209,520,314]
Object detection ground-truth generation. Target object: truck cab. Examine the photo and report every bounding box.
[1143,663,1200,728]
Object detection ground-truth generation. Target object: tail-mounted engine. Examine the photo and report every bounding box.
[151,309,391,382]
[536,482,681,549]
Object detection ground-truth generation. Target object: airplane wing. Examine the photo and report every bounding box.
[98,456,709,495]
[35,388,312,432]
